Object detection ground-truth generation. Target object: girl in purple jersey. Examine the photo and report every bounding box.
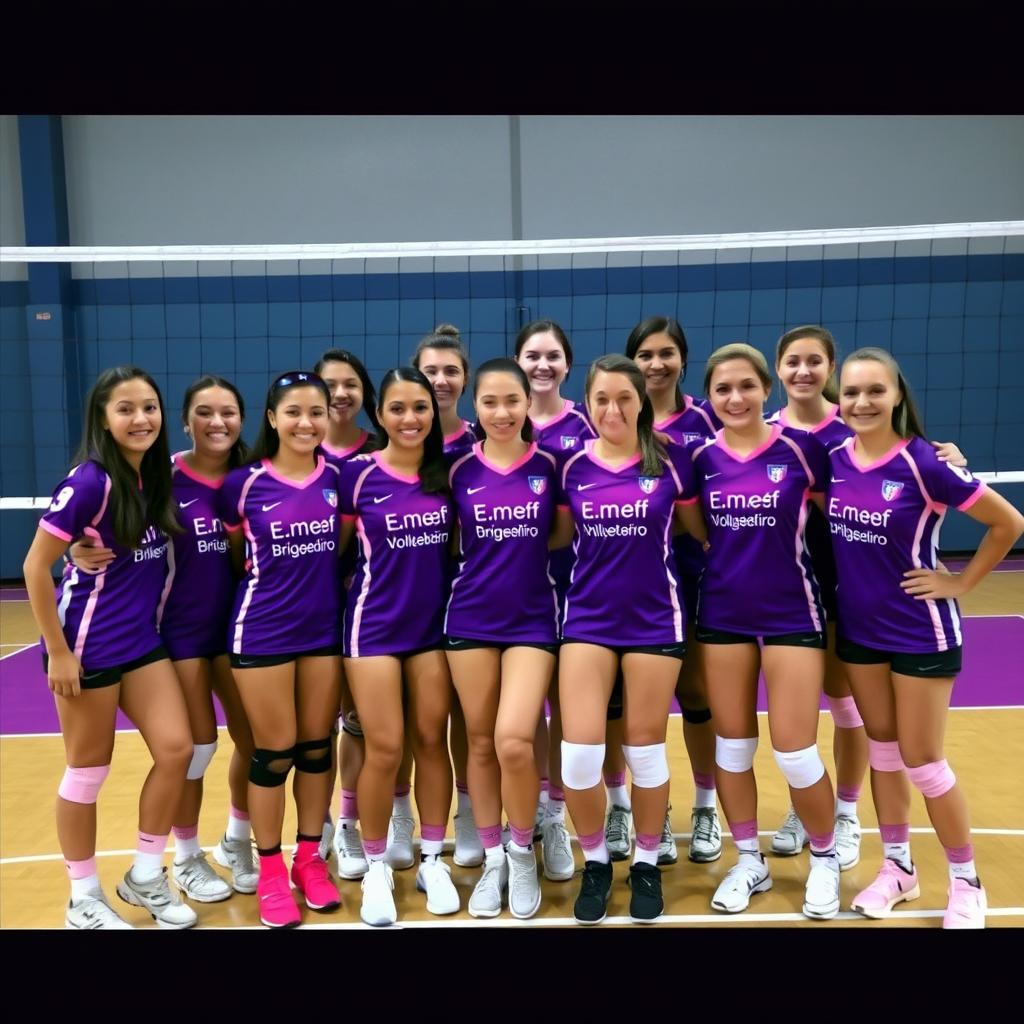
[830,349,1022,929]
[338,367,459,926]
[23,366,196,929]
[768,327,968,871]
[693,344,841,920]
[614,316,723,868]
[314,349,380,881]
[554,354,706,924]
[221,371,343,928]
[409,325,481,870]
[70,377,258,902]
[445,359,561,919]
[514,319,595,884]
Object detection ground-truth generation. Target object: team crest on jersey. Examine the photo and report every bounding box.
[528,476,547,495]
[323,489,338,507]
[881,480,904,502]
[767,464,787,483]
[683,432,702,444]
[560,436,578,449]
[638,476,658,494]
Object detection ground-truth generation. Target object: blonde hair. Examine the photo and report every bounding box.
[704,343,773,395]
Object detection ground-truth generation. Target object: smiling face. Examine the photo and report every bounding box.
[186,385,242,460]
[103,378,162,460]
[320,359,364,426]
[707,358,771,431]
[379,379,435,451]
[474,370,528,444]
[516,331,569,398]
[777,335,834,403]
[417,347,466,413]
[587,370,642,447]
[633,331,683,402]
[839,358,902,440]
[267,385,328,456]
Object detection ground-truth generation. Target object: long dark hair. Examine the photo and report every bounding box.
[471,358,535,443]
[75,366,180,547]
[514,319,574,372]
[412,323,470,376]
[842,348,926,440]
[777,325,839,404]
[377,367,448,494]
[181,375,249,470]
[625,316,689,413]
[247,371,332,464]
[314,347,382,435]
[584,354,665,477]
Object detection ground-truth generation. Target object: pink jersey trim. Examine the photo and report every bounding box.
[472,441,538,476]
[39,519,73,543]
[655,408,686,433]
[260,456,326,490]
[559,447,589,491]
[448,449,475,487]
[957,481,987,511]
[661,505,684,641]
[779,404,840,435]
[322,431,369,460]
[583,438,641,474]
[530,398,575,431]
[172,452,225,489]
[674,496,700,506]
[686,395,718,434]
[443,422,474,446]
[715,423,782,463]
[848,437,910,473]
[795,490,822,633]
[370,450,421,484]
[349,519,375,658]
[777,432,818,489]
[71,475,113,660]
[352,461,380,509]
[231,467,267,654]
[155,534,176,626]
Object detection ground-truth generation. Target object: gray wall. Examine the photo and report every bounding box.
[0,114,25,280]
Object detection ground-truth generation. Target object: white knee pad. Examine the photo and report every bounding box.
[622,743,670,788]
[186,741,218,781]
[560,741,605,790]
[773,744,826,790]
[715,736,758,774]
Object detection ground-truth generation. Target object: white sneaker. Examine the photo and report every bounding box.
[117,868,198,929]
[658,805,678,865]
[66,889,134,929]
[771,806,808,856]
[333,822,369,879]
[605,804,632,862]
[385,814,416,870]
[360,860,397,926]
[834,812,862,871]
[213,834,259,894]
[507,846,542,919]
[688,806,723,863]
[468,857,507,918]
[541,818,576,881]
[803,853,841,920]
[454,812,484,868]
[416,856,460,915]
[319,818,334,861]
[710,855,773,913]
[172,851,232,903]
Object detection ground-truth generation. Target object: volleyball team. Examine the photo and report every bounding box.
[23,317,1024,929]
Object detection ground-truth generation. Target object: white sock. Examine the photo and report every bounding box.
[633,845,658,867]
[606,785,631,810]
[949,859,978,883]
[393,792,413,818]
[836,797,858,818]
[508,840,532,856]
[225,813,250,842]
[173,833,201,863]
[70,874,101,901]
[456,788,473,818]
[545,798,566,824]
[884,841,912,871]
[420,839,443,858]
[736,838,761,858]
[485,845,506,865]
[583,844,610,865]
[694,787,716,809]
[131,851,165,883]
[538,790,550,813]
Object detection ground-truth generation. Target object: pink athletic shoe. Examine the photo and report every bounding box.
[258,857,301,929]
[291,850,342,912]
[943,877,987,930]
[850,859,920,919]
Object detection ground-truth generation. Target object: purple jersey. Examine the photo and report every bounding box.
[339,452,453,657]
[531,400,596,458]
[693,425,828,635]
[767,405,851,449]
[38,460,167,670]
[445,443,560,644]
[322,431,377,472]
[156,453,235,660]
[218,457,343,657]
[561,440,698,646]
[826,436,986,654]
[443,421,477,460]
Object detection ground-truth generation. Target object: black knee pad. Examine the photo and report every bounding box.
[249,746,294,787]
[294,737,333,774]
[341,708,364,739]
[681,705,712,725]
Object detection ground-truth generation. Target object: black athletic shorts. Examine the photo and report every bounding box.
[43,644,169,690]
[230,644,343,669]
[835,637,962,678]
[444,635,559,656]
[562,639,688,661]
[695,627,827,650]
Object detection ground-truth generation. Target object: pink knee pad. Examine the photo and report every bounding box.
[58,764,111,804]
[906,759,956,799]
[867,739,905,773]
[825,695,864,730]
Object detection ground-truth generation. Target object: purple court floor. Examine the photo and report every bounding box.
[1,616,1021,736]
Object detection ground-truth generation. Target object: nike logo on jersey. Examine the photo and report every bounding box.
[704,472,721,480]
[373,494,393,504]
[262,502,283,512]
[830,477,845,484]
[467,486,486,495]
[577,483,598,491]
[179,499,199,509]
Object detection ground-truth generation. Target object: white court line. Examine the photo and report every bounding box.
[0,643,39,661]
[3,828,1022,867]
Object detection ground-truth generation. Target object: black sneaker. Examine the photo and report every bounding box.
[573,860,613,925]
[628,862,664,923]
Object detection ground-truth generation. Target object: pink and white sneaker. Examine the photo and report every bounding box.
[850,859,920,919]
[258,858,301,929]
[943,877,987,930]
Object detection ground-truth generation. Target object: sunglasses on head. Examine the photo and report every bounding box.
[272,371,321,390]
